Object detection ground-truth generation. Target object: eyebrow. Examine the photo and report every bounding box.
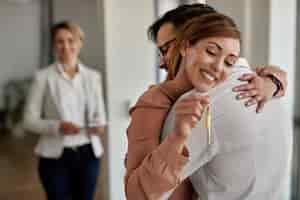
[207,41,239,57]
[158,38,176,49]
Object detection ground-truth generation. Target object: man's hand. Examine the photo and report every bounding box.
[59,121,81,135]
[174,94,210,138]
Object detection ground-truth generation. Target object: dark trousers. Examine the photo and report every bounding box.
[38,144,100,200]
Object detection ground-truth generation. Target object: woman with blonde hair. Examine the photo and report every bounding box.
[24,21,107,200]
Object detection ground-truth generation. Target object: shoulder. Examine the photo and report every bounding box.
[138,84,172,106]
[130,84,172,114]
[80,64,102,81]
[33,64,56,82]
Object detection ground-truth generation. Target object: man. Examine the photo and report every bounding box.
[148,4,287,112]
[161,63,292,199]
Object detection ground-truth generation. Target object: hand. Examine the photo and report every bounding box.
[233,73,276,113]
[174,94,210,138]
[87,126,106,136]
[59,121,80,135]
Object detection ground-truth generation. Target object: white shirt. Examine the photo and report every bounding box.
[56,63,90,147]
[162,65,293,200]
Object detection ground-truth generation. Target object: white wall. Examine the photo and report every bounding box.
[295,0,300,119]
[102,0,156,199]
[0,0,40,108]
[268,0,296,115]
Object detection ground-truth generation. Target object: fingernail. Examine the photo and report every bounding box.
[245,102,251,106]
[233,87,238,92]
[257,109,262,113]
[236,94,243,99]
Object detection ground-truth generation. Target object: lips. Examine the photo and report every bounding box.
[201,70,217,82]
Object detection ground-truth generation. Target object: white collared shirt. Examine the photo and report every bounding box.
[56,63,90,147]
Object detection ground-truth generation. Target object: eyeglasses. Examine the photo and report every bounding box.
[158,38,176,57]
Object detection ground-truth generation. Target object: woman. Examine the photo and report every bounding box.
[125,12,276,200]
[24,21,107,200]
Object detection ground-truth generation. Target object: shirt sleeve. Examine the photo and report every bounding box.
[125,87,191,200]
[91,73,107,126]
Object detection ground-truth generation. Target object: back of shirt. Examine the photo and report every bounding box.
[161,65,293,200]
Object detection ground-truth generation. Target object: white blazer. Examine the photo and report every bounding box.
[24,63,107,158]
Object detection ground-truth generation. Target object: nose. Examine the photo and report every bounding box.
[211,58,225,77]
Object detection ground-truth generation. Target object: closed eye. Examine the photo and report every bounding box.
[206,49,216,56]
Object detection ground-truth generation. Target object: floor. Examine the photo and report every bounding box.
[0,132,108,200]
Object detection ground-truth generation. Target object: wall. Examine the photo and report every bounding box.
[102,0,156,199]
[268,0,296,114]
[0,0,40,108]
[294,0,300,119]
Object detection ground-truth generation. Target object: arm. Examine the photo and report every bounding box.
[23,73,61,135]
[87,73,107,135]
[125,87,190,200]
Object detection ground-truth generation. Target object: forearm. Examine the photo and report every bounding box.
[23,115,60,136]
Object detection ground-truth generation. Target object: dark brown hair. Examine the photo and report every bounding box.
[167,13,241,80]
[147,3,216,42]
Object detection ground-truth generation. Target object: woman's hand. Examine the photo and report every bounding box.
[233,65,287,113]
[87,126,106,136]
[59,121,81,135]
[233,73,276,113]
[174,94,210,138]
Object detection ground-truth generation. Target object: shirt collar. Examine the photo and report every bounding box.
[56,61,84,79]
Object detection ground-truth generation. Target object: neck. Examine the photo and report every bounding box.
[60,59,78,77]
[172,64,193,93]
[62,60,77,69]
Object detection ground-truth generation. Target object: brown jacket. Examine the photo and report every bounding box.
[125,80,194,200]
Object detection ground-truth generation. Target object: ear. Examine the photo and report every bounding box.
[179,40,190,57]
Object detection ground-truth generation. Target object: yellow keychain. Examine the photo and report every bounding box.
[205,105,212,145]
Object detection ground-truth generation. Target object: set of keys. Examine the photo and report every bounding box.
[205,105,212,145]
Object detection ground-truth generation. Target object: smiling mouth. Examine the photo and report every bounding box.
[201,71,217,82]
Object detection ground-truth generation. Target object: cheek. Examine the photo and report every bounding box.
[219,68,231,82]
[186,66,200,85]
